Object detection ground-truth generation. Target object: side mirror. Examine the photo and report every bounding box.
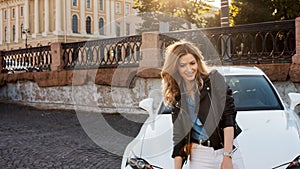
[139,98,154,116]
[288,93,300,111]
[139,89,162,119]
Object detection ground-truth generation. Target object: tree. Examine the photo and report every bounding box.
[205,9,221,28]
[133,0,214,33]
[265,0,300,20]
[230,0,273,25]
[230,0,300,25]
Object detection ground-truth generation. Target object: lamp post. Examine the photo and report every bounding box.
[220,0,231,63]
[220,0,229,27]
[22,28,30,48]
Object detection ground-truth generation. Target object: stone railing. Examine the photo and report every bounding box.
[162,19,296,65]
[0,18,299,112]
[61,35,142,70]
[0,19,299,85]
[0,46,52,73]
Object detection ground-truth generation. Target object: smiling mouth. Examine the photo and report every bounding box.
[186,74,195,77]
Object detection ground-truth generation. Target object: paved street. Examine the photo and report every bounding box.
[0,102,147,169]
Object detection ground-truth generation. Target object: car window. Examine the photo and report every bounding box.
[225,75,284,111]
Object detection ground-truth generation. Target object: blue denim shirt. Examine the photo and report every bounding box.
[185,86,209,141]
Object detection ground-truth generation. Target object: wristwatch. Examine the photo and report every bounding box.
[223,151,233,158]
[223,147,238,159]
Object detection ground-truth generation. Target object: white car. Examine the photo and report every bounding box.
[121,66,300,169]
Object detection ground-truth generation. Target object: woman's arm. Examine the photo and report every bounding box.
[174,156,183,169]
[221,126,234,169]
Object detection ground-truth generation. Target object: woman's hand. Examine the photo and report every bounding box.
[174,156,183,169]
[220,156,233,169]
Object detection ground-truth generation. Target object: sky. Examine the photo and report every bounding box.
[207,0,221,8]
[206,0,231,8]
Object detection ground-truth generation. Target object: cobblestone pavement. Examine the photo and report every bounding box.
[0,102,147,169]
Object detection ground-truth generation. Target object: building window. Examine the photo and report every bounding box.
[134,9,138,15]
[99,18,104,35]
[86,0,91,8]
[12,8,15,18]
[125,4,130,14]
[116,3,120,14]
[99,0,103,10]
[21,7,24,16]
[126,23,130,36]
[135,24,139,34]
[20,24,24,37]
[13,25,16,41]
[4,26,7,42]
[116,22,120,37]
[72,15,78,33]
[4,10,7,19]
[86,16,92,34]
[72,0,77,6]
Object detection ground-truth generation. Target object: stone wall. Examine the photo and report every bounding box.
[0,67,162,113]
[0,71,299,113]
[0,77,162,114]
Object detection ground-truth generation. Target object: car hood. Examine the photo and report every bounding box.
[122,110,300,169]
[122,114,175,169]
[236,110,300,169]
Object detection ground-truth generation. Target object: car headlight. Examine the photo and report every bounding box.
[273,155,300,169]
[126,152,163,169]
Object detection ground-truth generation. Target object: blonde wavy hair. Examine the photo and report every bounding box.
[161,41,209,106]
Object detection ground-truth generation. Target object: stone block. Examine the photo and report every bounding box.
[240,63,290,81]
[137,68,161,78]
[255,64,290,81]
[50,42,63,71]
[139,32,164,68]
[290,63,300,82]
[35,71,72,87]
[292,54,300,64]
[15,72,34,82]
[94,68,137,88]
[5,73,18,83]
[94,69,115,86]
[70,70,87,86]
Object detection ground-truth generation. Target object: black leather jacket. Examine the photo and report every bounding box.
[171,70,242,160]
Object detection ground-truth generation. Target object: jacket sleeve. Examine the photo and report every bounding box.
[220,85,237,128]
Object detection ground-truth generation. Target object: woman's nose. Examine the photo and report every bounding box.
[186,65,192,72]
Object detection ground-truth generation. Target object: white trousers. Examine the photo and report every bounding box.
[189,142,245,169]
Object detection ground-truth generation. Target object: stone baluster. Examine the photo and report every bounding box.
[290,17,300,82]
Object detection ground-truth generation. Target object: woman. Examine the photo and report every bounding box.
[161,41,244,169]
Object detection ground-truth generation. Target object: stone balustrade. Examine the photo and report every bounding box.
[0,18,300,112]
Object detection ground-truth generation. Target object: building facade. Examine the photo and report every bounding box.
[0,0,139,50]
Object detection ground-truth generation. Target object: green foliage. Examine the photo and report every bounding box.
[133,0,215,33]
[205,9,221,28]
[230,0,273,25]
[265,0,300,20]
[230,0,300,25]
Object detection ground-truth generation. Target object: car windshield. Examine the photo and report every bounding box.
[225,75,284,111]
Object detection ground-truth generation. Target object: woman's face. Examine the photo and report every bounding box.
[177,53,198,82]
